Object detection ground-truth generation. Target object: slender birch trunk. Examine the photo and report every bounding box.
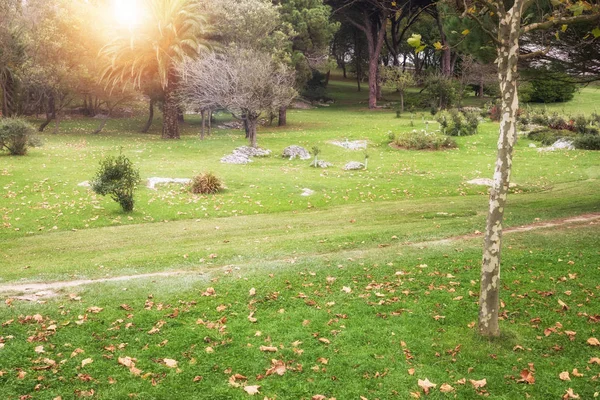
[478,1,523,337]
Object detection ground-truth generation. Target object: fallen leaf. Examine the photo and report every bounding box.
[34,346,45,354]
[518,369,535,384]
[248,312,258,323]
[563,388,580,399]
[418,378,437,394]
[341,286,352,293]
[311,396,327,400]
[587,337,600,346]
[163,358,178,368]
[439,383,455,393]
[469,378,487,388]
[243,385,261,395]
[249,288,256,296]
[571,369,584,377]
[81,358,93,368]
[120,304,133,311]
[318,338,331,344]
[558,299,569,311]
[559,371,571,381]
[408,368,415,376]
[259,346,278,353]
[265,359,286,376]
[193,376,203,382]
[589,357,600,365]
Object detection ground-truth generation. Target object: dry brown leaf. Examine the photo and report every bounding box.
[455,378,466,385]
[417,378,437,394]
[193,375,203,382]
[205,346,214,353]
[317,357,328,365]
[469,378,487,388]
[341,286,352,293]
[563,388,580,399]
[259,346,278,353]
[243,385,261,395]
[248,312,258,323]
[265,360,286,376]
[318,338,331,344]
[587,337,600,346]
[34,345,45,354]
[163,358,178,368]
[118,357,135,368]
[518,369,535,384]
[249,288,256,296]
[571,369,584,377]
[408,368,415,376]
[559,371,571,381]
[86,306,103,314]
[558,299,569,310]
[589,357,600,365]
[439,383,455,393]
[311,396,327,400]
[81,358,93,368]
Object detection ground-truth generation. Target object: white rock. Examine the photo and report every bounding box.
[282,145,311,160]
[310,160,333,168]
[77,181,91,187]
[528,143,537,148]
[343,161,365,170]
[301,188,315,196]
[147,177,192,190]
[221,153,252,164]
[330,139,368,150]
[233,146,271,157]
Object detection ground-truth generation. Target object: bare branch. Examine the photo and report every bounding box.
[523,13,600,34]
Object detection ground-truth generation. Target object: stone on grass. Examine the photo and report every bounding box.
[330,139,368,150]
[221,153,252,164]
[282,145,311,160]
[147,177,192,190]
[77,181,91,187]
[343,161,365,170]
[234,146,271,157]
[538,139,575,152]
[310,160,333,168]
[301,188,315,196]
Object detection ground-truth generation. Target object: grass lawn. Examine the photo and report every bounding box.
[0,78,599,399]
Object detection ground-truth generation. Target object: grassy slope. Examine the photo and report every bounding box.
[0,78,599,399]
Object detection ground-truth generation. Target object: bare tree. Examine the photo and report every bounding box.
[178,47,296,148]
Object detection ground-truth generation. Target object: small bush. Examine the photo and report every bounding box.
[423,74,462,109]
[190,172,223,194]
[526,71,578,103]
[573,134,600,150]
[527,128,577,145]
[91,154,140,212]
[436,109,479,136]
[0,118,40,155]
[394,130,457,150]
[547,114,575,131]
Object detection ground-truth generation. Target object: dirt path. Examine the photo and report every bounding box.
[2,213,598,300]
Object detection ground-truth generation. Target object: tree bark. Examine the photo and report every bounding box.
[436,12,453,77]
[247,117,258,148]
[400,91,405,113]
[478,2,523,338]
[208,109,212,136]
[38,94,56,132]
[278,106,287,126]
[141,98,155,133]
[200,109,206,140]
[162,67,180,139]
[92,116,108,135]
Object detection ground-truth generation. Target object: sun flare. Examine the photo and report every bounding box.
[113,0,142,28]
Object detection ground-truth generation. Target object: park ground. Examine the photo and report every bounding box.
[0,78,599,399]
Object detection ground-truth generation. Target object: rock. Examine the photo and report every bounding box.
[343,161,365,170]
[77,181,91,187]
[221,153,252,164]
[467,178,517,188]
[282,145,311,160]
[233,146,271,157]
[310,160,333,168]
[301,188,315,196]
[542,139,575,151]
[147,177,192,190]
[330,139,368,150]
[528,143,537,148]
[291,100,314,110]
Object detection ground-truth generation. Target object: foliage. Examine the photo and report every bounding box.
[394,129,457,150]
[573,134,600,150]
[0,118,40,155]
[527,128,578,145]
[91,154,140,212]
[423,73,462,109]
[522,70,579,103]
[190,172,223,194]
[436,109,479,136]
[302,69,332,102]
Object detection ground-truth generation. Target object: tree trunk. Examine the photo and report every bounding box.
[200,109,206,140]
[325,70,331,87]
[278,106,287,126]
[247,117,258,148]
[208,109,212,136]
[478,3,522,338]
[53,112,61,135]
[342,64,347,78]
[354,30,361,92]
[141,98,155,133]
[177,106,184,122]
[400,91,405,113]
[92,116,108,135]
[162,68,180,139]
[38,94,56,132]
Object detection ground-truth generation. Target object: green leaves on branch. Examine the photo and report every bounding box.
[407,34,426,53]
[91,154,140,213]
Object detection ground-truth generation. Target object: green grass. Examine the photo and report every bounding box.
[0,77,599,399]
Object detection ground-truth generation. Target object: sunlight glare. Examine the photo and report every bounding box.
[113,0,142,28]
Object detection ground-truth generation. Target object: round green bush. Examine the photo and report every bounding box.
[0,118,40,155]
[526,72,578,103]
[91,154,140,212]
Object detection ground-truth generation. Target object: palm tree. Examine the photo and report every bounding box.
[101,0,207,139]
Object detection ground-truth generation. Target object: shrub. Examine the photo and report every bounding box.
[0,118,40,155]
[436,109,479,136]
[526,71,578,103]
[547,113,575,131]
[91,154,140,212]
[573,134,600,150]
[190,172,223,194]
[573,114,598,135]
[394,130,457,150]
[423,73,462,109]
[527,128,577,145]
[301,69,332,102]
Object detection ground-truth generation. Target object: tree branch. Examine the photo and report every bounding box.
[523,13,600,34]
